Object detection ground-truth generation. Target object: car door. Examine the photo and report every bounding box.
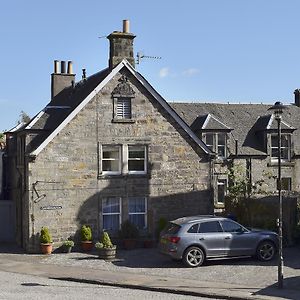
[197,220,227,257]
[220,220,257,256]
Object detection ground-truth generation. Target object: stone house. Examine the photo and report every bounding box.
[2,20,300,251]
[3,21,214,252]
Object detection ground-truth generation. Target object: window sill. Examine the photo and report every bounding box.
[98,173,149,180]
[112,118,136,124]
[214,203,225,209]
[267,161,295,167]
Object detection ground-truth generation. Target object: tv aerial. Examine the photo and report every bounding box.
[136,51,162,65]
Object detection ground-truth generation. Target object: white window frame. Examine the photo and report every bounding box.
[101,145,122,175]
[203,133,227,158]
[127,145,147,175]
[128,197,147,229]
[102,197,121,231]
[270,134,291,162]
[216,179,227,205]
[281,177,292,191]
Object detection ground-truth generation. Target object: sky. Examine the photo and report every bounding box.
[1,0,300,131]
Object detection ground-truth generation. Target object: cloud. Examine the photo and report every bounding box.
[159,67,170,78]
[182,68,200,77]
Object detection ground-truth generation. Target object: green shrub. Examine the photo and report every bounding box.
[119,220,139,239]
[81,225,92,241]
[95,231,115,249]
[63,240,74,247]
[40,227,52,244]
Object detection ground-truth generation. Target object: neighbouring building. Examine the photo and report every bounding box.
[3,21,214,252]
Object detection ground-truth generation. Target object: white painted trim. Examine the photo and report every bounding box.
[31,63,124,156]
[25,110,46,129]
[202,114,211,129]
[266,115,273,130]
[31,59,212,156]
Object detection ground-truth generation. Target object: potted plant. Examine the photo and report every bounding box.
[40,227,52,255]
[81,225,93,251]
[95,231,116,260]
[119,220,139,250]
[63,240,74,253]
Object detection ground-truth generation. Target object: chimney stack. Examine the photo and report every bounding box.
[294,89,300,107]
[51,60,76,99]
[107,20,136,69]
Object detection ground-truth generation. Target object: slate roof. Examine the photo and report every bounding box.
[10,61,212,156]
[170,102,300,156]
[15,69,110,152]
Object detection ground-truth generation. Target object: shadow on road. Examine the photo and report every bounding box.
[254,276,300,300]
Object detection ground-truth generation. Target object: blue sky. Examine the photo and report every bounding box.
[1,0,300,131]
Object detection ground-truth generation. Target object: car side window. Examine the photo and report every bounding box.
[187,224,199,233]
[199,221,222,233]
[221,220,243,233]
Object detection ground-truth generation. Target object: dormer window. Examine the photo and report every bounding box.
[270,134,291,162]
[203,132,227,158]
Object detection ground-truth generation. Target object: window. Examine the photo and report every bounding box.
[102,198,121,231]
[128,197,147,229]
[199,221,223,233]
[101,145,121,175]
[128,145,146,174]
[187,224,199,233]
[217,179,227,205]
[100,144,147,176]
[220,220,245,233]
[117,98,131,119]
[271,134,291,162]
[203,133,227,158]
[281,177,292,191]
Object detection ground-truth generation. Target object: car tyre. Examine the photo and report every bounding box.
[183,246,205,267]
[256,240,276,261]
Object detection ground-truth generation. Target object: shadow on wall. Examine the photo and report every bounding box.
[75,164,213,241]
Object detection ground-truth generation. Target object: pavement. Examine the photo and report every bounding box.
[0,244,299,300]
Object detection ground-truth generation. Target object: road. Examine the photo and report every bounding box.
[0,270,218,300]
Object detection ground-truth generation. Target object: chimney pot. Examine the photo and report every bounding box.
[61,61,66,74]
[67,61,73,74]
[123,20,130,33]
[54,60,60,74]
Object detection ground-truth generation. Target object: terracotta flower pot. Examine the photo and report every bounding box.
[123,239,137,250]
[41,243,52,255]
[81,241,93,251]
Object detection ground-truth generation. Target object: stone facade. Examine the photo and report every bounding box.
[17,69,212,252]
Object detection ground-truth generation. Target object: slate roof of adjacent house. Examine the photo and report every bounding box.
[170,102,300,156]
[10,60,212,157]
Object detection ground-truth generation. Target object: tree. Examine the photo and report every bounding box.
[17,111,31,125]
[225,162,274,226]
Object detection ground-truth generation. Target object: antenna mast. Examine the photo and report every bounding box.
[136,52,162,65]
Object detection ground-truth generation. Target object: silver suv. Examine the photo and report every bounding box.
[159,216,278,267]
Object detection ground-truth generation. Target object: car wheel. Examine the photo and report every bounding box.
[183,246,205,267]
[256,241,276,261]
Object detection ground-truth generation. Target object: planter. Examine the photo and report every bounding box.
[81,241,93,252]
[41,243,52,255]
[97,246,117,260]
[123,239,137,250]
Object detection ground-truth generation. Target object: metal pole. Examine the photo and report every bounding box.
[277,115,284,289]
